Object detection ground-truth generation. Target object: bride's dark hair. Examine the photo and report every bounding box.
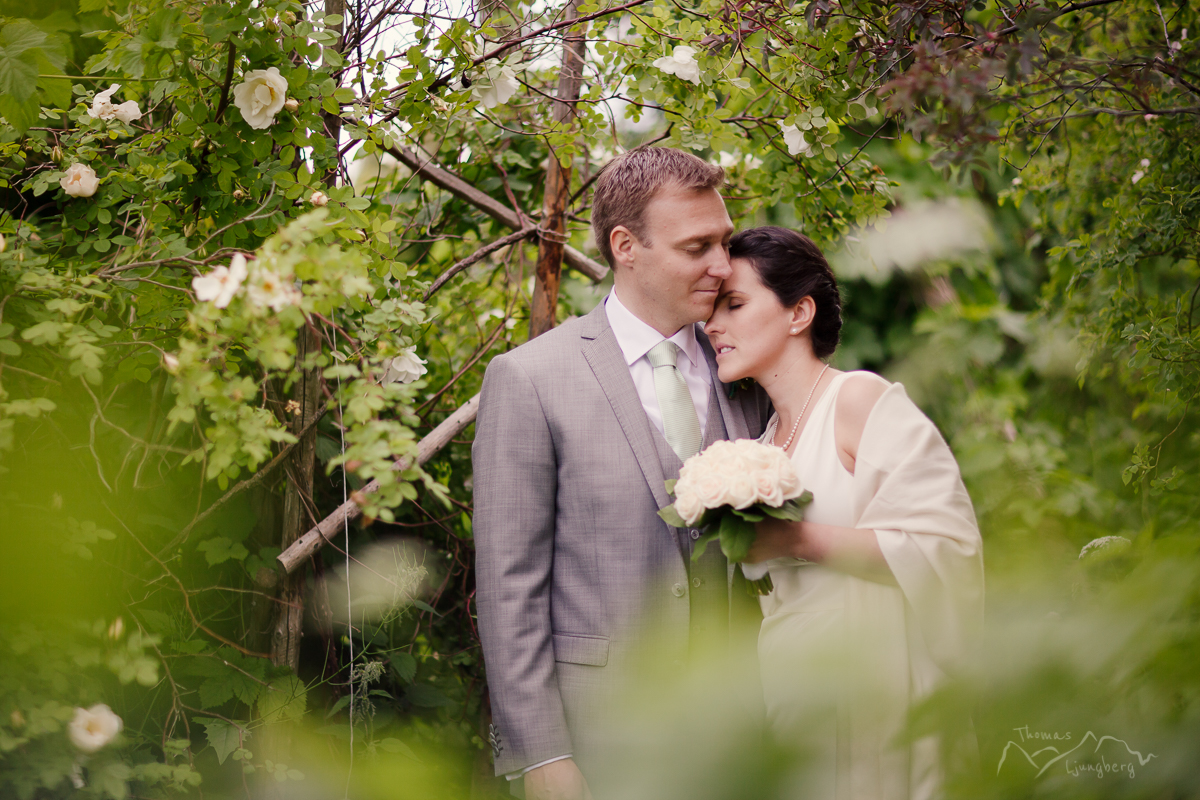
[728,226,842,359]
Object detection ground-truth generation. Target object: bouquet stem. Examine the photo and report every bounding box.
[746,573,774,596]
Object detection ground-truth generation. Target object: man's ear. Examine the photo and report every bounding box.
[790,296,817,332]
[610,225,638,270]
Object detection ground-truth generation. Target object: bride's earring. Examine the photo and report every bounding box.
[790,328,799,335]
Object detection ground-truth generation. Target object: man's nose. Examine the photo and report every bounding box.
[708,250,732,279]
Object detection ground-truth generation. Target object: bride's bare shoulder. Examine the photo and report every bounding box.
[833,372,890,471]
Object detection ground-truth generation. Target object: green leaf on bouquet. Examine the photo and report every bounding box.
[692,530,719,561]
[759,491,813,522]
[718,513,758,563]
[658,504,686,528]
[730,507,764,522]
[664,479,677,495]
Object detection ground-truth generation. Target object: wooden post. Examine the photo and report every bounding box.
[528,0,586,340]
[271,324,321,670]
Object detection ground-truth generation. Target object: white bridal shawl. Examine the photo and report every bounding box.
[852,381,985,676]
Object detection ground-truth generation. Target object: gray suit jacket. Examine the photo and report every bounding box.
[472,302,770,777]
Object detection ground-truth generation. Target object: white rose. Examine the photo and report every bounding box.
[653,45,701,84]
[690,470,728,511]
[473,64,520,109]
[87,84,120,120]
[68,704,123,753]
[247,267,301,311]
[781,123,814,157]
[232,67,289,129]
[113,101,143,123]
[88,84,142,123]
[777,458,802,500]
[60,163,99,197]
[192,253,248,308]
[284,97,300,113]
[309,190,329,206]
[382,348,428,385]
[725,470,758,510]
[673,485,704,526]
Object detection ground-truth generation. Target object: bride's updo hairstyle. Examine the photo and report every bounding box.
[728,226,842,358]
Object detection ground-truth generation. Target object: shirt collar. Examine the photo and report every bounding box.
[604,289,705,370]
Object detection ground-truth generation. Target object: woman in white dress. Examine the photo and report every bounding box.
[703,227,984,800]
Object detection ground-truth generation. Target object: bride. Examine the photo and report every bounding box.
[703,226,984,800]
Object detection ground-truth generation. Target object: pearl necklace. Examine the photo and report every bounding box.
[774,364,830,452]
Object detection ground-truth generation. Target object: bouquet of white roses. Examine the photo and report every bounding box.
[658,439,812,595]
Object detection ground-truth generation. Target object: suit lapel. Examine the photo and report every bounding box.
[696,326,751,441]
[580,305,674,513]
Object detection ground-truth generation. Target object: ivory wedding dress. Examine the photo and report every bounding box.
[749,371,984,800]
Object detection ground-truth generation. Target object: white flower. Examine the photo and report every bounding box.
[473,64,520,109]
[1011,177,1023,186]
[674,484,704,525]
[1079,535,1132,560]
[781,123,814,157]
[653,45,701,84]
[113,101,142,123]
[60,163,99,197]
[309,190,329,206]
[162,353,180,372]
[724,470,758,509]
[88,84,143,123]
[68,704,123,753]
[382,348,428,385]
[247,267,301,311]
[284,97,300,113]
[232,67,289,129]
[192,253,248,308]
[1131,170,1145,184]
[1139,158,1151,168]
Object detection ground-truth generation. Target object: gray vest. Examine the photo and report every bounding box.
[649,383,733,647]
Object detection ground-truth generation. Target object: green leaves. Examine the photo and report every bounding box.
[0,19,69,133]
[197,536,249,566]
[198,718,248,765]
[256,674,307,724]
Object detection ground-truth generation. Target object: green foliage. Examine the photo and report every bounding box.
[2,0,1199,795]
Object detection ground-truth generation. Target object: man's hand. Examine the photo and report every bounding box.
[524,758,593,800]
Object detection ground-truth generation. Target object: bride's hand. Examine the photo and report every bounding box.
[748,517,806,563]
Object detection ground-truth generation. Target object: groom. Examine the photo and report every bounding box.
[473,147,770,799]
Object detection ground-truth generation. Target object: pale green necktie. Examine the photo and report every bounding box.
[647,340,703,460]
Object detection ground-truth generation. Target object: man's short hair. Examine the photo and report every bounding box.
[591,147,725,268]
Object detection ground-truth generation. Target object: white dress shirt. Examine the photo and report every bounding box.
[506,290,714,782]
[603,288,712,437]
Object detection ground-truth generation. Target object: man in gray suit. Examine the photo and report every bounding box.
[473,147,770,799]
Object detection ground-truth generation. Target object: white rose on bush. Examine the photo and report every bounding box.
[382,348,428,385]
[232,67,289,129]
[653,45,702,84]
[88,84,143,123]
[60,163,99,198]
[473,64,520,108]
[68,704,123,753]
[781,123,815,157]
[192,254,248,308]
[247,267,301,311]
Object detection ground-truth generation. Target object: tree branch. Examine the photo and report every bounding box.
[423,226,537,301]
[388,145,608,281]
[276,394,481,574]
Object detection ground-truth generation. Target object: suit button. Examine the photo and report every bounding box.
[689,529,700,540]
[692,577,702,588]
[671,583,686,597]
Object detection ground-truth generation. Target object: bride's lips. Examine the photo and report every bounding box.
[712,342,735,358]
